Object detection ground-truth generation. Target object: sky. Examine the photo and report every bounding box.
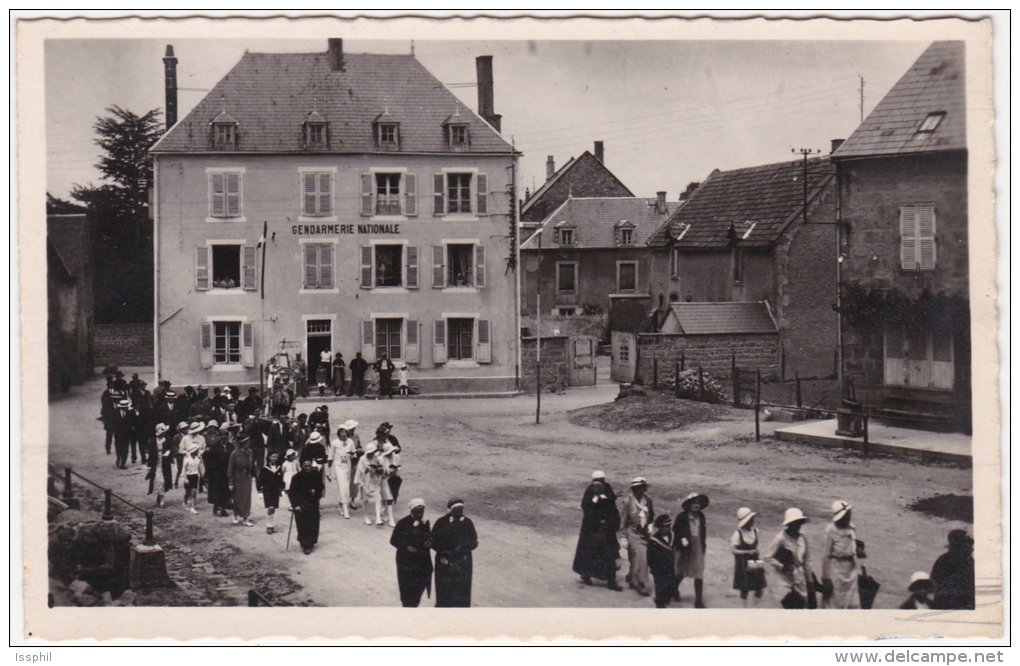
[45,38,929,202]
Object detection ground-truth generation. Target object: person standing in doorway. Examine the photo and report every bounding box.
[431,498,478,607]
[390,498,434,607]
[349,352,369,398]
[332,352,346,397]
[619,477,654,597]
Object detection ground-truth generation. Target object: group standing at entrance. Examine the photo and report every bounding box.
[572,472,975,610]
[281,348,411,400]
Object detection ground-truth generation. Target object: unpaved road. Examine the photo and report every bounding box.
[49,372,979,609]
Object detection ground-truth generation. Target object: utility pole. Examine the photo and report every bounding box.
[536,229,542,424]
[859,75,865,123]
[791,148,821,224]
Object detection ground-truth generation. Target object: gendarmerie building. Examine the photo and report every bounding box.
[151,39,519,393]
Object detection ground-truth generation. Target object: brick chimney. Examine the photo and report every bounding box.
[656,191,667,214]
[328,38,344,72]
[830,138,845,154]
[162,45,178,130]
[475,55,502,132]
[546,155,555,180]
[594,140,604,163]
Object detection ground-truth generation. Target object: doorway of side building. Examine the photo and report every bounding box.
[306,318,333,383]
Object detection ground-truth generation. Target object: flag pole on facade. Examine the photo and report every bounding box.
[258,220,268,300]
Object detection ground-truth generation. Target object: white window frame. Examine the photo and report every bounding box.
[616,260,639,294]
[205,167,246,223]
[554,306,577,316]
[302,314,336,364]
[438,238,482,293]
[297,166,337,222]
[440,311,482,367]
[556,261,578,295]
[378,123,398,147]
[369,167,409,221]
[440,167,479,220]
[206,239,247,294]
[299,238,339,294]
[205,315,250,371]
[557,227,576,246]
[370,239,411,293]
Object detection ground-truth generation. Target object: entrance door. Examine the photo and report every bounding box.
[568,336,597,386]
[610,331,636,383]
[306,319,332,382]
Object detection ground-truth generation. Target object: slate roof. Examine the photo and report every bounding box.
[668,301,778,335]
[833,41,965,159]
[152,51,512,154]
[520,197,680,250]
[520,151,634,221]
[649,157,835,248]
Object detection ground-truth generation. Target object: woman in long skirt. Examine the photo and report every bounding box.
[227,435,256,526]
[431,498,478,607]
[731,507,766,606]
[571,471,622,590]
[673,492,709,608]
[821,500,862,608]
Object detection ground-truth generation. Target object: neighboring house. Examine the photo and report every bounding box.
[151,40,518,393]
[520,142,633,239]
[47,213,95,391]
[647,156,839,379]
[520,194,679,325]
[831,41,969,433]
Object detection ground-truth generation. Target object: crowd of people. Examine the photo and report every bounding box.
[271,350,411,402]
[98,372,475,608]
[573,473,976,611]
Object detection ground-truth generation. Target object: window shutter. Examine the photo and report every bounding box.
[433,174,445,216]
[319,244,333,289]
[241,322,255,367]
[404,173,417,216]
[318,172,332,215]
[360,245,373,289]
[303,173,317,216]
[918,204,936,270]
[475,245,486,289]
[195,247,210,291]
[200,322,214,368]
[406,245,419,289]
[476,173,488,215]
[303,243,319,289]
[242,246,257,290]
[361,320,376,362]
[433,320,447,364]
[432,245,446,288]
[899,206,919,270]
[404,319,419,363]
[361,174,374,217]
[477,319,492,363]
[210,173,225,217]
[226,173,241,217]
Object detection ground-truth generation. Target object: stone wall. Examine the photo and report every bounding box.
[520,336,569,393]
[635,332,780,383]
[520,314,607,339]
[94,323,153,367]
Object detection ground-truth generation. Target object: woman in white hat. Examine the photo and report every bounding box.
[327,426,356,518]
[899,572,934,610]
[344,420,364,507]
[730,507,766,606]
[181,442,205,514]
[390,498,434,607]
[765,507,816,609]
[820,500,862,609]
[673,492,710,608]
[354,442,386,526]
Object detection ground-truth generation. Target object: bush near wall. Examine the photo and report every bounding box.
[635,332,780,384]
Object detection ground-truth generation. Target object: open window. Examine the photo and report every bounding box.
[432,243,485,289]
[195,244,257,291]
[360,244,417,289]
[360,172,417,217]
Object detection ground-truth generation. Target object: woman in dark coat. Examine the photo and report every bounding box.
[202,430,232,517]
[930,529,975,609]
[571,471,622,591]
[673,492,709,608]
[430,498,478,607]
[227,435,256,526]
[390,498,434,607]
[288,460,325,554]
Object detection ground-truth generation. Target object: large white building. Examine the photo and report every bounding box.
[151,40,520,393]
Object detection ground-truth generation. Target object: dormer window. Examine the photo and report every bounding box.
[302,111,328,149]
[450,124,467,146]
[442,112,470,151]
[917,112,946,134]
[556,227,575,246]
[615,220,636,246]
[210,110,238,150]
[372,110,401,151]
[379,123,397,146]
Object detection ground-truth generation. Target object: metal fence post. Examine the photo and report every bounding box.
[795,371,803,408]
[102,489,114,520]
[698,366,705,401]
[862,412,870,456]
[674,361,680,399]
[680,353,686,372]
[755,369,762,442]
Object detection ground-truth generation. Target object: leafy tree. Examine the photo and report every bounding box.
[680,181,700,201]
[71,105,162,246]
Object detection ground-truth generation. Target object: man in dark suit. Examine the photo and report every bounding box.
[111,398,136,469]
[349,353,369,398]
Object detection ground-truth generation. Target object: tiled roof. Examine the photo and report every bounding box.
[669,301,778,335]
[520,151,634,220]
[649,157,835,248]
[520,197,680,250]
[833,41,965,159]
[152,51,512,154]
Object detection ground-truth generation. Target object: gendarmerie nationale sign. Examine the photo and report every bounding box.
[291,223,401,235]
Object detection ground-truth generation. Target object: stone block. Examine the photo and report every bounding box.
[129,543,173,588]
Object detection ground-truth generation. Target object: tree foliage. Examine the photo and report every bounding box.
[71,105,162,246]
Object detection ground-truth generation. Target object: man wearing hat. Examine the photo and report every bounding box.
[99,376,119,455]
[288,459,325,554]
[765,507,817,609]
[308,405,330,435]
[619,477,655,597]
[673,492,710,608]
[111,398,136,469]
[930,529,975,610]
[572,471,622,591]
[129,379,154,465]
[430,498,478,607]
[378,422,401,451]
[820,500,862,609]
[390,498,434,607]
